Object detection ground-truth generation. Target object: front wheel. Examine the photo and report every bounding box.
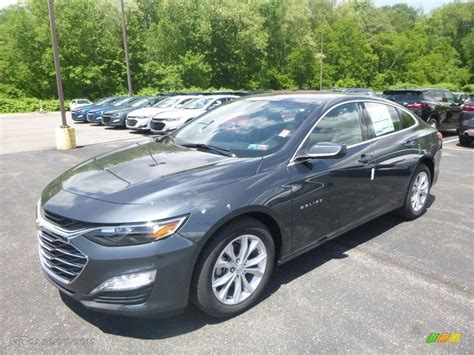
[192,218,275,318]
[459,134,471,146]
[398,164,431,219]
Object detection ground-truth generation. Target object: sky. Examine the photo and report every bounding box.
[0,0,460,12]
[372,0,454,12]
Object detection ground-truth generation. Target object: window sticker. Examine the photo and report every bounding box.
[248,144,269,151]
[366,103,395,136]
[278,129,291,138]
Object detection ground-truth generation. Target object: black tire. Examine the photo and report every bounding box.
[459,134,470,146]
[192,217,275,318]
[398,164,431,220]
[427,117,438,130]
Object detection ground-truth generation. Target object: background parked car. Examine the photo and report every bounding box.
[71,96,123,122]
[328,88,377,96]
[150,95,238,134]
[453,92,469,104]
[102,97,162,128]
[126,95,200,132]
[86,96,134,124]
[69,98,92,111]
[459,94,474,146]
[383,88,462,130]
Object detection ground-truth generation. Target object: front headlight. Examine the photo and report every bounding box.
[83,216,188,246]
[112,113,121,117]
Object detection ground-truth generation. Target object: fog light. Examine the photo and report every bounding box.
[90,270,156,294]
[113,118,120,122]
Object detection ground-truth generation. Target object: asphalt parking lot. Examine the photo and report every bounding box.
[0,114,473,353]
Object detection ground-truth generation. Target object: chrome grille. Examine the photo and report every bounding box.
[43,209,92,231]
[127,119,137,126]
[102,114,111,123]
[38,230,87,284]
[150,120,166,131]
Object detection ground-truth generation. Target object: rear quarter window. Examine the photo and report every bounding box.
[397,108,417,129]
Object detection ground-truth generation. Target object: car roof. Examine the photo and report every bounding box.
[243,91,380,105]
[383,88,449,93]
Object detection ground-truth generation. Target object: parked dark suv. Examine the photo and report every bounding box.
[37,93,442,318]
[459,95,474,146]
[383,89,462,130]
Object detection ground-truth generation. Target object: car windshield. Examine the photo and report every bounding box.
[77,99,90,104]
[181,97,213,109]
[94,97,109,105]
[170,100,315,158]
[154,97,182,108]
[112,97,132,106]
[130,98,149,107]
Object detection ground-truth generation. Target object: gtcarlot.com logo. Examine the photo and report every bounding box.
[426,333,462,343]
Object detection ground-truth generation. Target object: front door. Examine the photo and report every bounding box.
[287,102,376,253]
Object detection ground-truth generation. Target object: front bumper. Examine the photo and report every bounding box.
[38,229,198,317]
[150,120,179,133]
[103,116,126,127]
[461,128,474,137]
[71,112,86,122]
[126,117,151,131]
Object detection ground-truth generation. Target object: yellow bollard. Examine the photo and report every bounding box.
[55,126,76,150]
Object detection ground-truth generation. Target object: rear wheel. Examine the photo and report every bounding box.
[459,134,471,146]
[192,218,275,318]
[398,164,431,219]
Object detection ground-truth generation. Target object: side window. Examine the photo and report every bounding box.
[443,91,455,104]
[364,102,401,137]
[423,91,435,101]
[307,103,363,147]
[434,91,444,102]
[397,108,417,129]
[208,100,222,110]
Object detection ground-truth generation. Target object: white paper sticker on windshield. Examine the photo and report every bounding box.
[248,144,268,151]
[278,129,290,138]
[365,103,395,136]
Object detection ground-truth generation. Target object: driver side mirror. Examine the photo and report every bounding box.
[295,142,347,161]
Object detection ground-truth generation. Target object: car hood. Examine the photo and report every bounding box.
[155,108,205,120]
[51,140,261,205]
[103,106,140,115]
[128,107,174,118]
[73,104,96,112]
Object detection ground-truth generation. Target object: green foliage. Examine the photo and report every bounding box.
[0,98,59,113]
[0,0,472,113]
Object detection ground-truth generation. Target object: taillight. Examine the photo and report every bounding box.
[463,105,474,112]
[437,132,443,140]
[407,102,429,110]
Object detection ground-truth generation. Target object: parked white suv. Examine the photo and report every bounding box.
[126,95,199,131]
[70,99,92,111]
[150,95,238,134]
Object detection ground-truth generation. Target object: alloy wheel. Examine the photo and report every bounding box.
[212,234,267,305]
[410,171,429,212]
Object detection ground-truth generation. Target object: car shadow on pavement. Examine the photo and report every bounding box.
[61,196,435,339]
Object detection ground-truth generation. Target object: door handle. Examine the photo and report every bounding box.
[358,154,372,164]
[405,140,417,148]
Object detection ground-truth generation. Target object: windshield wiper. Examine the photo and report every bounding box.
[181,143,235,157]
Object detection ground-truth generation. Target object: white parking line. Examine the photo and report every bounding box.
[443,138,459,144]
[443,146,474,152]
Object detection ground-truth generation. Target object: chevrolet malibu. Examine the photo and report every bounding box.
[37,92,442,318]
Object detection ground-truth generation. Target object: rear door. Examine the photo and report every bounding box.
[440,91,462,129]
[361,102,421,213]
